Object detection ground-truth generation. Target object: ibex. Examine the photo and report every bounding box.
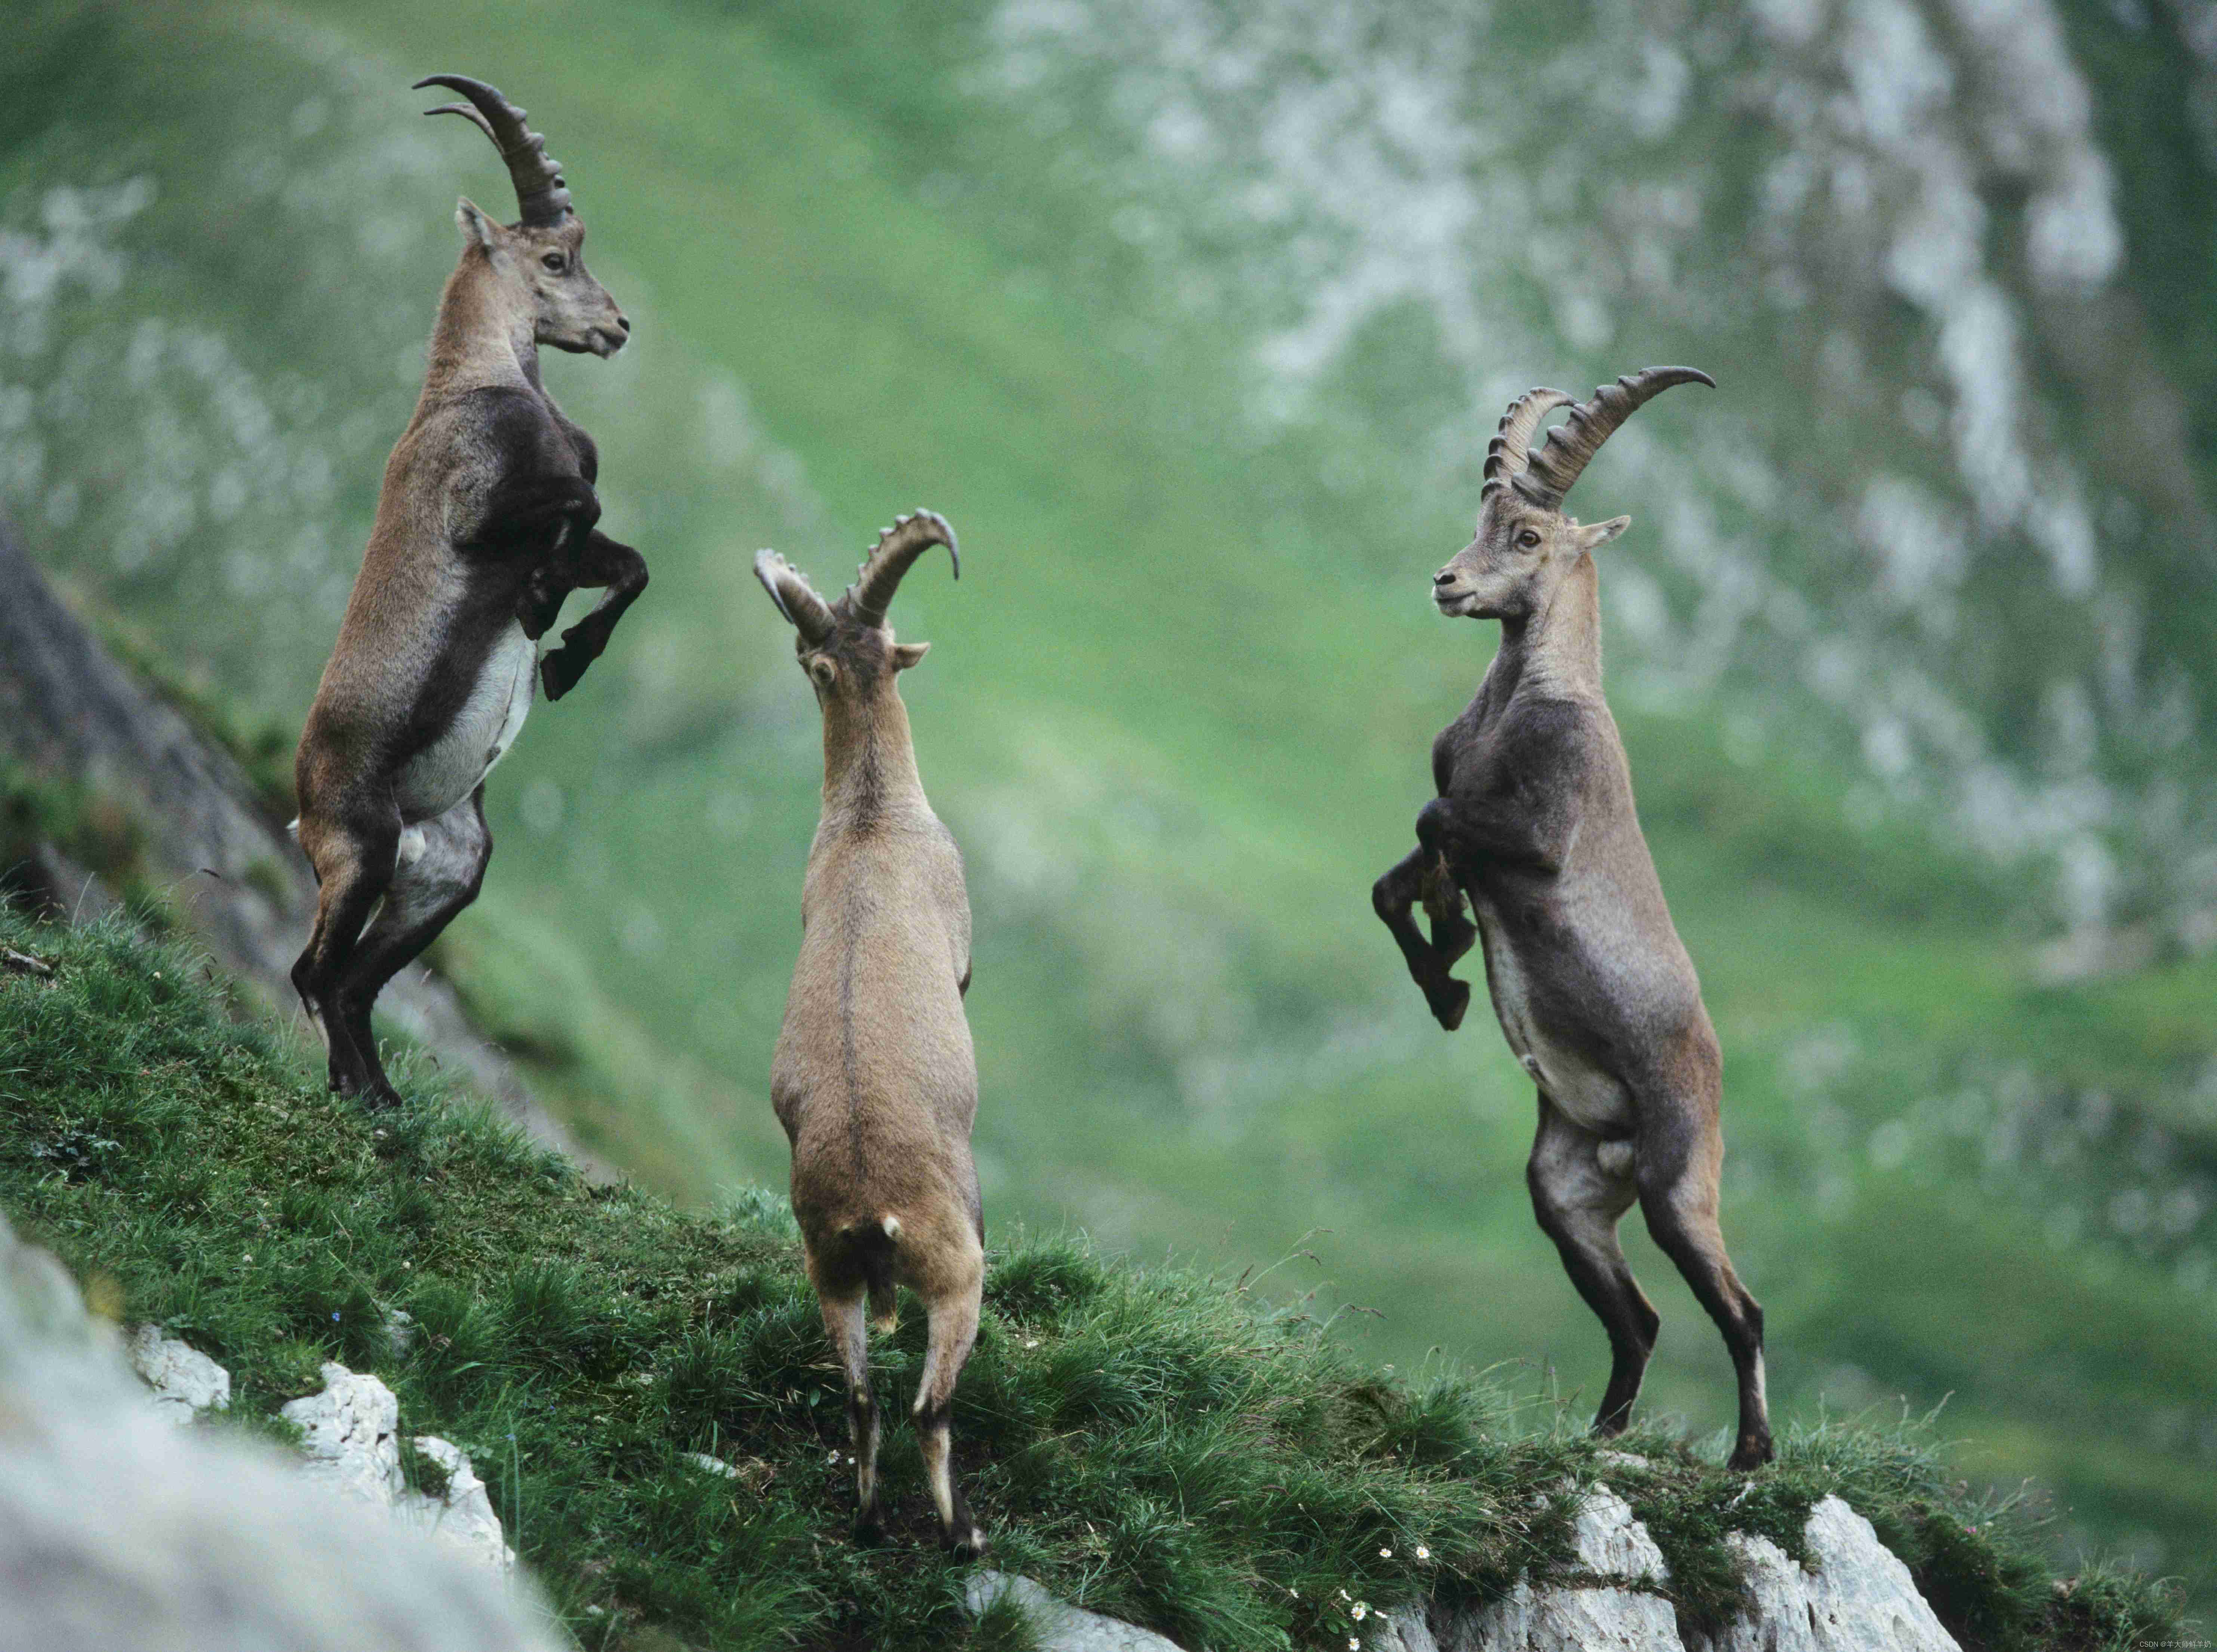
[755,512,988,1553]
[1372,367,1773,1470]
[290,76,645,1106]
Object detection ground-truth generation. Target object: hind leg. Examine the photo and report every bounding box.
[912,1232,986,1556]
[1527,1094,1658,1437]
[330,791,491,1109]
[811,1275,886,1542]
[1635,1103,1772,1469]
[291,800,400,1100]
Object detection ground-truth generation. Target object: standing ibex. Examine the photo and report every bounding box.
[755,512,988,1554]
[1372,367,1773,1470]
[291,76,645,1106]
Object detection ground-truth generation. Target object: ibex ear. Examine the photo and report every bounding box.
[1578,515,1632,551]
[456,197,498,251]
[891,641,930,672]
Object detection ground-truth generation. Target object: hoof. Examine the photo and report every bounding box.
[942,1523,988,1560]
[1431,978,1470,1032]
[852,1512,887,1547]
[1727,1436,1775,1472]
[540,650,586,702]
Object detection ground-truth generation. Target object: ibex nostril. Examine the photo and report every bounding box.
[1434,570,1456,586]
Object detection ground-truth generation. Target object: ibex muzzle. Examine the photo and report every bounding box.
[756,512,988,1553]
[1374,367,1773,1470]
[289,76,646,1107]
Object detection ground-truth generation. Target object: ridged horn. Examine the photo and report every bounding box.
[413,74,572,228]
[754,549,835,646]
[1511,366,1715,509]
[846,509,959,627]
[1480,388,1574,500]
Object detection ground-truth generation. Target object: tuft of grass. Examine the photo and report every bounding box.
[0,905,2179,1650]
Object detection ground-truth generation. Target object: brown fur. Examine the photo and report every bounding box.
[755,518,987,1552]
[1373,373,1772,1470]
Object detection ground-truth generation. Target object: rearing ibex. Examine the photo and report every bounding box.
[755,512,988,1554]
[1372,367,1773,1470]
[291,76,646,1106]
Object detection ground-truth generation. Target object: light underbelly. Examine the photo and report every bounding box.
[394,622,536,823]
[1474,900,1634,1135]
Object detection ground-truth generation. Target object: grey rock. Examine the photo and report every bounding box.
[126,1325,231,1425]
[280,1363,513,1574]
[966,1571,1188,1652]
[1689,1496,1961,1652]
[1408,1482,1678,1652]
[282,1362,406,1508]
[403,1436,514,1575]
[0,1211,557,1651]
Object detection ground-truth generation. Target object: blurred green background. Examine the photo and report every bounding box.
[3,0,2213,1603]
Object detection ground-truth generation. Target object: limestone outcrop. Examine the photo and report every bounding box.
[969,1480,1964,1652]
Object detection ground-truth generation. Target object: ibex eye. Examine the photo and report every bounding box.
[541,253,565,271]
[1518,530,1540,548]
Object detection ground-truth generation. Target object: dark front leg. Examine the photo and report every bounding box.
[481,474,600,559]
[1420,854,1477,967]
[539,531,649,701]
[1372,843,1472,1031]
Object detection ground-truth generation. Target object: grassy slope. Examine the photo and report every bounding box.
[4,0,2213,1602]
[0,907,2179,1650]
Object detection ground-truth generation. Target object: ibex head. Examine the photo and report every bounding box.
[1433,367,1712,623]
[416,74,630,359]
[754,511,960,705]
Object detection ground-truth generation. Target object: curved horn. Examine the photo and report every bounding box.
[754,549,835,645]
[413,74,571,228]
[1480,387,1574,500]
[847,509,958,627]
[1512,366,1715,509]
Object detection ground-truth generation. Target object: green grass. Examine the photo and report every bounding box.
[0,908,2181,1649]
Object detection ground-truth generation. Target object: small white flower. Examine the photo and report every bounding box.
[1352,1602,1369,1621]
[827,1450,840,1464]
[1379,1547,1392,1558]
[1415,1545,1431,1561]
[1025,1338,1039,1349]
[1338,1590,1351,1602]
[1347,1639,1359,1650]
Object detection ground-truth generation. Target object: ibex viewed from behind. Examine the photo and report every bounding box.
[1372,367,1773,1469]
[755,512,989,1553]
[291,76,646,1106]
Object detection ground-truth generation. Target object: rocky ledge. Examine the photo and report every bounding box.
[128,1328,512,1574]
[126,1330,1959,1650]
[969,1477,1961,1652]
